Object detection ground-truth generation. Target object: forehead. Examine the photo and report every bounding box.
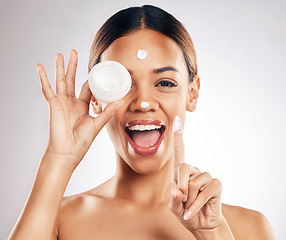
[101,29,187,72]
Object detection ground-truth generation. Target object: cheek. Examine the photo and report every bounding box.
[106,116,120,145]
[106,110,125,146]
[160,90,187,117]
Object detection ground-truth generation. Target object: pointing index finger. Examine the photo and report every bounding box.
[173,116,185,168]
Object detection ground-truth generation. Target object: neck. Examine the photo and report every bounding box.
[112,154,173,207]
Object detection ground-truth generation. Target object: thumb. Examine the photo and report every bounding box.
[91,100,124,136]
[169,188,186,217]
[72,100,124,160]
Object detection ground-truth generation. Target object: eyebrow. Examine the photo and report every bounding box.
[128,66,179,75]
[153,66,179,74]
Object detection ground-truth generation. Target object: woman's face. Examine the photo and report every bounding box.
[100,29,193,175]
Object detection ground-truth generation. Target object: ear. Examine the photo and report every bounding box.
[90,95,102,114]
[186,75,200,112]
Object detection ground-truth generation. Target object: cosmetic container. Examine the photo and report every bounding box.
[88,61,131,103]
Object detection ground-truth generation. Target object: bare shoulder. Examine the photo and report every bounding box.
[58,178,113,215]
[222,204,276,240]
[58,183,111,219]
[52,183,110,239]
[58,193,94,216]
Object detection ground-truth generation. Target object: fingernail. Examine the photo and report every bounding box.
[93,101,99,108]
[183,210,192,220]
[173,116,182,133]
[115,100,124,110]
[182,194,188,202]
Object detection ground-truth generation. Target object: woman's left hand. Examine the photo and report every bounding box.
[169,127,224,233]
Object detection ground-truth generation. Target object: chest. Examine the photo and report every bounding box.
[58,206,195,240]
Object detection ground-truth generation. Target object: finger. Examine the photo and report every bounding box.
[184,178,222,221]
[185,172,213,210]
[91,101,102,115]
[56,53,66,95]
[78,80,92,104]
[177,165,201,197]
[188,167,201,181]
[37,64,55,101]
[91,100,124,136]
[65,49,77,97]
[176,163,191,197]
[173,116,184,168]
[173,164,200,188]
[169,188,185,217]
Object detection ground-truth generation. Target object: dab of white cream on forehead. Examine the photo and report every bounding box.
[141,101,149,108]
[136,49,148,60]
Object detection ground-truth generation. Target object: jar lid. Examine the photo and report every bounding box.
[88,61,131,103]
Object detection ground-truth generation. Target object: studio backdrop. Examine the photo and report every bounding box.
[0,0,285,239]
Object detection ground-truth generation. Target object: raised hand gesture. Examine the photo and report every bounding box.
[37,50,123,169]
[169,116,234,239]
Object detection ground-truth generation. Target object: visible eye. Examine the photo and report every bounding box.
[155,80,178,87]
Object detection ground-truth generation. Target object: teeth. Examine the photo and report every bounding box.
[128,125,162,131]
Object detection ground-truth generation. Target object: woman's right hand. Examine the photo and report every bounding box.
[37,50,123,170]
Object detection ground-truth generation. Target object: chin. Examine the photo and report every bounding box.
[126,158,168,176]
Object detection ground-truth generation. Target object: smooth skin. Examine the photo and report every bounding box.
[9,30,276,240]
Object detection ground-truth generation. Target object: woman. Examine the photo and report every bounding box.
[9,5,275,240]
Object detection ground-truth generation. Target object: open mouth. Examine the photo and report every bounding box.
[124,119,165,156]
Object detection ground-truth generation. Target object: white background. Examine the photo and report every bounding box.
[1,0,285,239]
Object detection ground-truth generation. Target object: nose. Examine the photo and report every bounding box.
[129,86,159,113]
